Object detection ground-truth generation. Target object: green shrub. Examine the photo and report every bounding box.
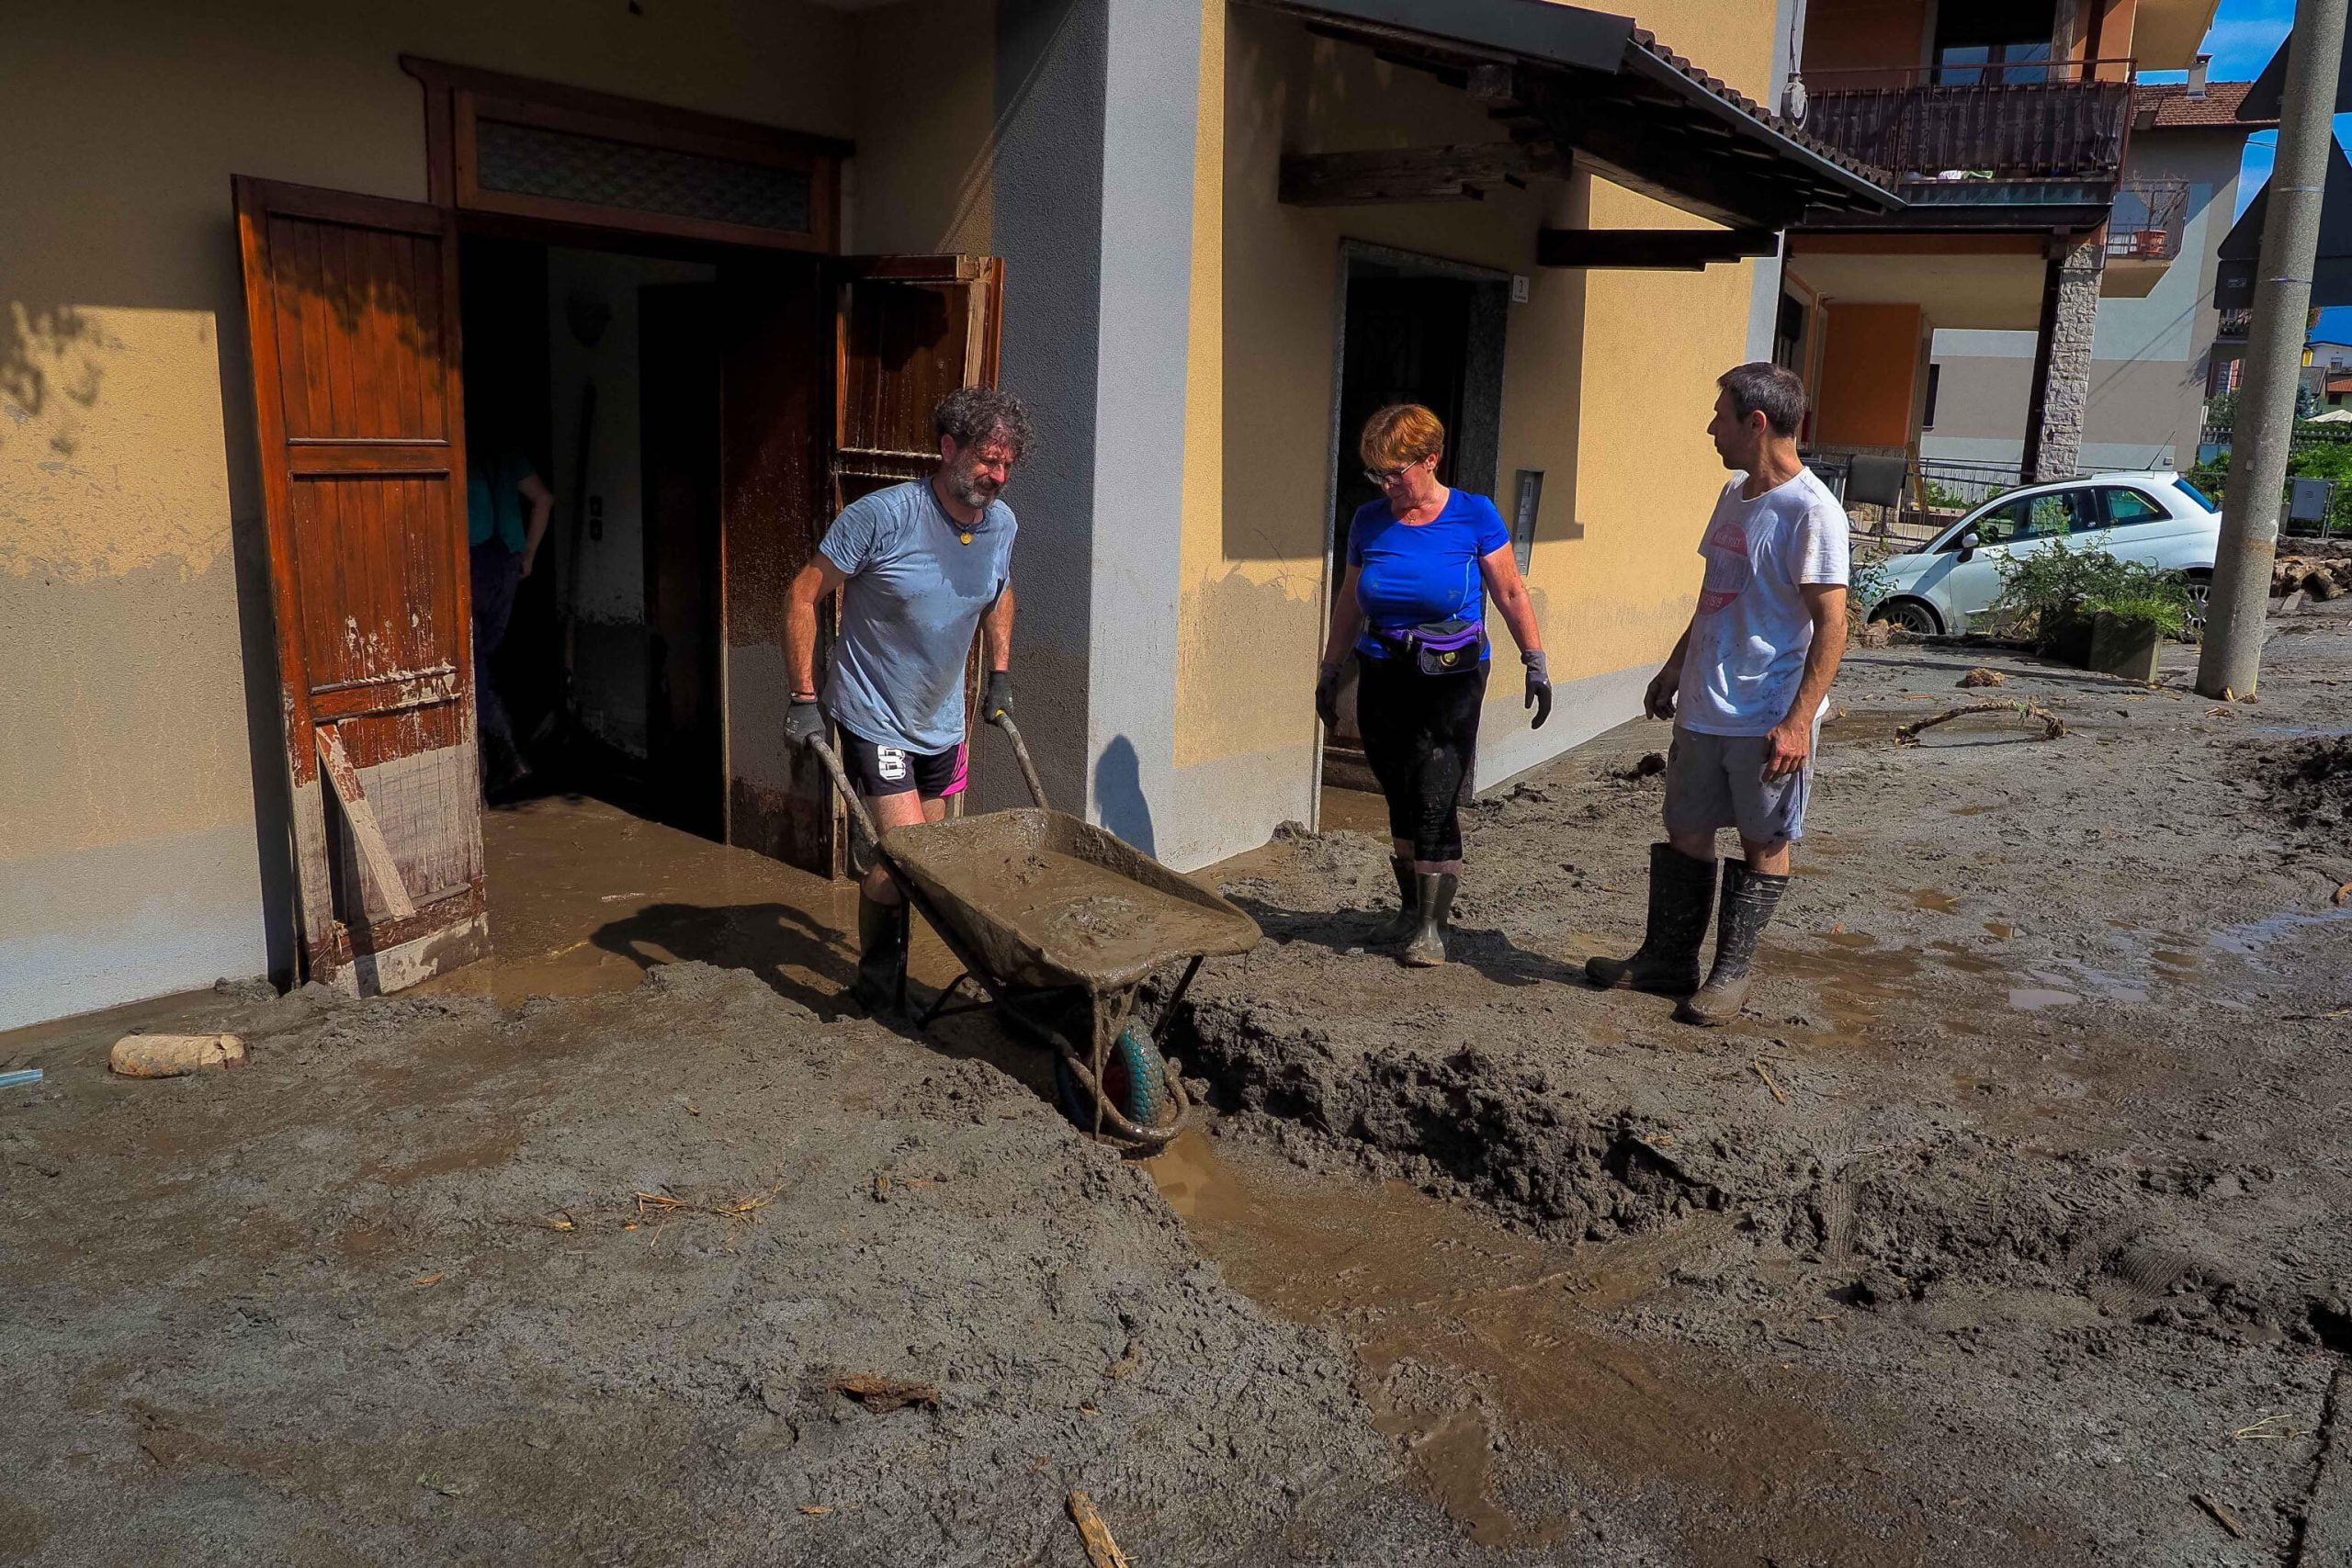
[1989,536,2192,647]
[1849,542,1894,629]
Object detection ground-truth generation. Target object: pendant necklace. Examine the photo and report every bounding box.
[933,485,976,545]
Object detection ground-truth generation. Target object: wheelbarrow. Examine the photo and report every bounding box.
[808,716,1261,1150]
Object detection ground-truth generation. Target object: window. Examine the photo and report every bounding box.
[1923,364,1942,431]
[1933,0,2059,85]
[1951,488,2094,548]
[2101,488,2169,527]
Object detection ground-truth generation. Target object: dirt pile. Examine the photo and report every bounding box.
[0,964,1402,1567]
[2256,735,2352,833]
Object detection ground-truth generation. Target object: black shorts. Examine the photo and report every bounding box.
[838,728,968,800]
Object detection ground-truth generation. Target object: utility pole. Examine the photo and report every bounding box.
[2199,0,2351,699]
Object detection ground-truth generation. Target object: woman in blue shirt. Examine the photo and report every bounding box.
[1316,404,1551,967]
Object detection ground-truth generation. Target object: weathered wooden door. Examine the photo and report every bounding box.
[719,254,1003,876]
[235,176,489,992]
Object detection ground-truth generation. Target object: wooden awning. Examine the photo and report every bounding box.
[1244,0,1900,229]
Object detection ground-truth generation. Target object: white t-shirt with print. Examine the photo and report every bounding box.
[1676,468,1849,737]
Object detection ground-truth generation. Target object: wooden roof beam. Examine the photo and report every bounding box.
[1280,142,1564,206]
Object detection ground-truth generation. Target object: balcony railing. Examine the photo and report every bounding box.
[1802,60,2134,184]
[2108,179,2189,261]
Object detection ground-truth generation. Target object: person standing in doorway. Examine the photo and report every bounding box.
[1587,363,1849,1025]
[783,387,1031,1013]
[467,421,554,796]
[1316,403,1551,968]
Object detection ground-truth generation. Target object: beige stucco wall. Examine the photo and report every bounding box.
[1182,6,1769,805]
[849,0,997,254]
[0,0,871,1029]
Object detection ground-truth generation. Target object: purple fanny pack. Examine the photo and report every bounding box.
[1378,618,1483,676]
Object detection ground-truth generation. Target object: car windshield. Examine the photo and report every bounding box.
[2172,477,2219,513]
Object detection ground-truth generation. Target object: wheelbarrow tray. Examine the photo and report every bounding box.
[880,807,1260,994]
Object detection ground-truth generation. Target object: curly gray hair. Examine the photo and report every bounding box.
[933,386,1035,460]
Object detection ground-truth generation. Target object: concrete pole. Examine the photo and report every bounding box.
[2199,0,2351,698]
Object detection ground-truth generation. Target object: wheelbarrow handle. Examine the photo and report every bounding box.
[806,736,882,851]
[989,713,1052,811]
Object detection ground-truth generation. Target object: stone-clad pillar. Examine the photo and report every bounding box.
[2021,231,2107,482]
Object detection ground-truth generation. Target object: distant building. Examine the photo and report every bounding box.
[1920,77,2274,476]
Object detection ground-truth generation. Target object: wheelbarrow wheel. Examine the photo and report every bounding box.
[1056,1023,1176,1134]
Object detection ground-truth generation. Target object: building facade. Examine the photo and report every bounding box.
[1921,79,2272,475]
[0,0,1884,1029]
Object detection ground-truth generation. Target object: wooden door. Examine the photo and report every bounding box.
[235,176,489,992]
[718,254,1003,876]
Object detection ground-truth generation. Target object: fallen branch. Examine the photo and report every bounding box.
[1753,1060,1788,1105]
[831,1374,940,1413]
[1894,701,2065,746]
[1068,1492,1134,1568]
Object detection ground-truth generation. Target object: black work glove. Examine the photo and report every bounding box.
[1314,661,1342,729]
[784,697,826,750]
[1522,649,1553,730]
[983,670,1014,726]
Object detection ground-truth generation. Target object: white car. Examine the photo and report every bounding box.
[1866,470,2219,636]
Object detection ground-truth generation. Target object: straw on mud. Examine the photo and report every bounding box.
[2193,1494,2246,1539]
[2233,1413,2312,1441]
[1067,1491,1134,1568]
[1752,1061,1788,1105]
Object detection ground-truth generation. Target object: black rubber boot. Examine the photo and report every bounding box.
[1365,857,1419,945]
[1586,845,1718,995]
[1401,873,1457,968]
[849,893,908,1016]
[1675,859,1792,1026]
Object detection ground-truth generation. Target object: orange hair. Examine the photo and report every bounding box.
[1358,403,1446,470]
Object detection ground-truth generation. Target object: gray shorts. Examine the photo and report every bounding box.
[1663,726,1815,846]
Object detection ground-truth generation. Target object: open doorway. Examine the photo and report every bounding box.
[1322,246,1509,794]
[462,238,729,841]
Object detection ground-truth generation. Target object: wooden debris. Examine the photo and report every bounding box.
[2334,882,2352,908]
[314,725,418,920]
[1894,701,2065,745]
[1067,1491,1134,1568]
[2193,1494,2246,1540]
[831,1374,940,1413]
[1753,1061,1788,1105]
[109,1033,246,1078]
[1957,667,2007,689]
[413,1271,445,1287]
[797,1504,833,1517]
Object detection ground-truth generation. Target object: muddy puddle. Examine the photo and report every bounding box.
[1821,708,2058,748]
[1148,1127,1989,1564]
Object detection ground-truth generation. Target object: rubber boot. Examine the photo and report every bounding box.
[1675,859,1791,1027]
[1365,857,1419,945]
[1585,845,1718,995]
[849,893,908,1016]
[1401,873,1457,968]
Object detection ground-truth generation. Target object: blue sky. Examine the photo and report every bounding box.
[2147,0,2350,334]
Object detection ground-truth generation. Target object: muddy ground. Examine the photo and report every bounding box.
[4,615,2350,1567]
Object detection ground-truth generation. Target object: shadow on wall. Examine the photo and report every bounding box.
[1094,734,1155,856]
[2,304,106,457]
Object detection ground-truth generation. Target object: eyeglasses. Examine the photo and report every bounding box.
[1363,458,1428,487]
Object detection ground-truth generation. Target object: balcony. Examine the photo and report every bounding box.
[1800,59,2134,224]
[2102,178,2190,297]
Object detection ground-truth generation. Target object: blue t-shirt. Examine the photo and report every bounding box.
[466,450,536,552]
[1346,490,1510,659]
[820,480,1016,754]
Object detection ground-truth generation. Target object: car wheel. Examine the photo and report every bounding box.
[1871,598,1941,636]
[2182,571,2211,640]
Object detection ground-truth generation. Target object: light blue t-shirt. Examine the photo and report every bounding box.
[1347,490,1510,659]
[820,480,1016,753]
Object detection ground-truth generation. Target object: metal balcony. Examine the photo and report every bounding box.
[1802,60,2134,191]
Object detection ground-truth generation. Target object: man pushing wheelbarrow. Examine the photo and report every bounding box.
[784,387,1032,1015]
[783,388,1258,1148]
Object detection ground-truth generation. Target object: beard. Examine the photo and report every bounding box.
[945,465,1002,510]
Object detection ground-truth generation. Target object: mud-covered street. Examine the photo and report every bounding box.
[6,613,2351,1566]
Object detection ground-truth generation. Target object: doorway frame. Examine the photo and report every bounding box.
[1311,240,1512,830]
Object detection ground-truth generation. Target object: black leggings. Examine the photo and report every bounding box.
[1354,651,1487,863]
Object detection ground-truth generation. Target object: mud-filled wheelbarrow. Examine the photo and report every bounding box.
[809,718,1261,1150]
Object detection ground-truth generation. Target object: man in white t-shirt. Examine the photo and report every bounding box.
[1588,363,1849,1025]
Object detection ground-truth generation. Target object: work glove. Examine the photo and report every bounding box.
[784,697,826,750]
[983,670,1014,726]
[1522,649,1553,730]
[1314,661,1342,729]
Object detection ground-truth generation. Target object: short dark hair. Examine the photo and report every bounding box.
[1716,362,1808,438]
[934,386,1035,460]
